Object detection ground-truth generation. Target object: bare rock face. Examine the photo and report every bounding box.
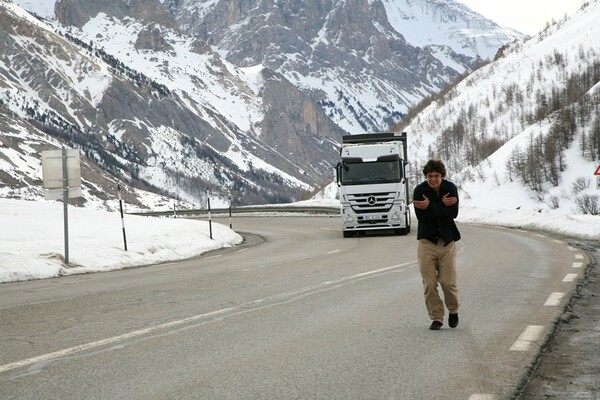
[55,0,178,29]
[257,68,345,180]
[135,25,174,52]
[188,37,211,54]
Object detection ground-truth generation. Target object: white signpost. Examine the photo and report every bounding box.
[41,148,82,265]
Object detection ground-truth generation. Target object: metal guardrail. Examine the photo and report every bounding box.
[130,205,341,218]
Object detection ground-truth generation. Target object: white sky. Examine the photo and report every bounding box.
[458,0,585,35]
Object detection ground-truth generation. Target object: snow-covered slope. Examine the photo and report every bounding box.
[400,0,600,216]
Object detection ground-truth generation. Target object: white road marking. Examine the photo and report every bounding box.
[535,233,546,238]
[544,292,565,306]
[468,395,497,400]
[572,262,583,269]
[563,273,578,282]
[575,254,584,260]
[327,249,341,254]
[552,239,563,244]
[0,307,236,374]
[0,260,416,374]
[242,265,268,272]
[567,246,577,251]
[510,325,545,351]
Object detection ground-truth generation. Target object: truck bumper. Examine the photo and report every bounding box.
[341,204,408,232]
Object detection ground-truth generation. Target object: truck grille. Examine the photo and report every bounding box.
[347,192,395,213]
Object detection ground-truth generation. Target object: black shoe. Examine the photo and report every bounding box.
[429,321,443,330]
[449,313,459,328]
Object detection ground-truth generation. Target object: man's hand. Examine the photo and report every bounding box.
[413,195,430,210]
[442,193,458,206]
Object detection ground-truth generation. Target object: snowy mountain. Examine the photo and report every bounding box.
[170,0,523,132]
[1,0,344,208]
[398,0,600,216]
[381,0,522,60]
[1,0,522,209]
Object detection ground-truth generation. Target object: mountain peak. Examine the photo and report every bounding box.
[2,0,524,208]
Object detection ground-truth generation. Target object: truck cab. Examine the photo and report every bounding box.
[336,132,411,237]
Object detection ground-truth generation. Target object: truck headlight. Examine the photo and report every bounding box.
[343,209,355,225]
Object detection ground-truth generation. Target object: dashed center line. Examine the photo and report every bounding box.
[0,307,236,374]
[572,262,583,269]
[563,273,578,282]
[0,260,417,374]
[242,265,268,272]
[575,254,584,260]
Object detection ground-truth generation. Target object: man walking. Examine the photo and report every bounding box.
[412,160,461,330]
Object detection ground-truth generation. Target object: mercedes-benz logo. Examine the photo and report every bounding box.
[367,196,376,205]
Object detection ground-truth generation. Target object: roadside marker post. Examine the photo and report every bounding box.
[207,194,213,240]
[117,184,128,251]
[229,196,233,229]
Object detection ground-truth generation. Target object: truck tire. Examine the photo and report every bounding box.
[343,231,353,238]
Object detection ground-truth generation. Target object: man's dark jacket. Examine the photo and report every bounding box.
[413,179,461,245]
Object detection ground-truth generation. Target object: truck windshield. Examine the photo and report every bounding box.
[340,160,402,185]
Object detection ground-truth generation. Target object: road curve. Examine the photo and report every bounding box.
[0,217,588,399]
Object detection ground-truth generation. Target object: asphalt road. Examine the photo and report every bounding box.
[0,217,589,399]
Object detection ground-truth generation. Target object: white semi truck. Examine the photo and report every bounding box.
[336,132,411,237]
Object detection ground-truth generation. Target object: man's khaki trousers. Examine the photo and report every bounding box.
[417,239,460,322]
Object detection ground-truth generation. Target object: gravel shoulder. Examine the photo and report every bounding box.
[516,240,600,399]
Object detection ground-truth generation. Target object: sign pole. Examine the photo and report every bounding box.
[61,148,69,265]
[42,148,81,266]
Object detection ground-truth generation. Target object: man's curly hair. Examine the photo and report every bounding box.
[422,159,446,178]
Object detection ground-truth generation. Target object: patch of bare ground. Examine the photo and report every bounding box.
[516,241,600,399]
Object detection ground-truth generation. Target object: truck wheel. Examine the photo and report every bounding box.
[343,231,353,238]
